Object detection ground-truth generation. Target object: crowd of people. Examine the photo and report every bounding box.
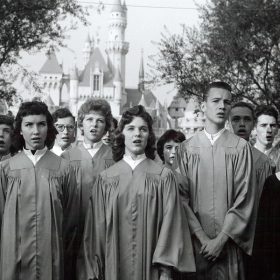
[0,81,279,280]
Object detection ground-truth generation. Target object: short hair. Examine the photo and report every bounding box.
[204,81,232,101]
[112,105,156,162]
[255,105,278,123]
[231,102,255,119]
[157,129,186,162]
[78,99,112,134]
[52,107,75,123]
[0,115,14,129]
[14,101,57,151]
[111,117,118,130]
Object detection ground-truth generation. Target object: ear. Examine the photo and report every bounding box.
[201,101,206,113]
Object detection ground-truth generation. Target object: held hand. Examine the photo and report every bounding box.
[195,229,211,247]
[200,232,229,262]
[159,267,173,280]
[159,274,173,280]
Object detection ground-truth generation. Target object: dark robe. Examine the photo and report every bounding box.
[0,151,78,280]
[248,174,280,280]
[176,130,256,280]
[77,159,196,280]
[61,143,114,277]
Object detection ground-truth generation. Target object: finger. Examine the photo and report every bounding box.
[200,244,207,254]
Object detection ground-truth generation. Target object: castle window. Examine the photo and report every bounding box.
[93,74,100,91]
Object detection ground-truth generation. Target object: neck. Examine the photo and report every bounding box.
[125,149,145,160]
[255,141,272,153]
[204,120,225,134]
[0,151,9,158]
[84,138,101,145]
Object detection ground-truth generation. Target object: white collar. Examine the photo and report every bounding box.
[204,128,226,145]
[83,140,103,157]
[254,143,273,155]
[23,146,48,165]
[51,144,72,156]
[123,153,147,170]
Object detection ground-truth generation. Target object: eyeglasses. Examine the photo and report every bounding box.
[55,124,75,132]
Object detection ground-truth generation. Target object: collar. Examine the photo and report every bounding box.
[204,128,226,145]
[254,143,273,155]
[83,140,103,150]
[123,153,147,170]
[51,144,72,156]
[23,146,48,165]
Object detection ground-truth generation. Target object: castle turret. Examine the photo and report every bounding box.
[113,68,122,116]
[138,49,145,92]
[105,0,129,87]
[83,33,93,68]
[69,65,79,116]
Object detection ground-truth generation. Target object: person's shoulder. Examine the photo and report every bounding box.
[61,145,83,161]
[222,130,249,150]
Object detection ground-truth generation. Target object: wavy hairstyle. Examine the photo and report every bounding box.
[156,129,186,162]
[14,101,57,151]
[112,105,156,162]
[77,98,112,135]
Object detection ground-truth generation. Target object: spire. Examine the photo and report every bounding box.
[111,0,123,12]
[123,0,127,11]
[138,49,145,92]
[139,93,148,108]
[70,65,79,80]
[86,32,91,43]
[39,47,63,74]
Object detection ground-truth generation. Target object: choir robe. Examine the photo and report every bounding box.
[176,130,256,280]
[0,150,78,280]
[77,159,196,280]
[248,174,280,280]
[251,146,272,202]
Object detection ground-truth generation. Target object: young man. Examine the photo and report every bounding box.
[0,115,15,161]
[102,117,118,146]
[176,82,256,280]
[51,108,76,156]
[254,105,279,172]
[61,98,114,276]
[230,102,272,199]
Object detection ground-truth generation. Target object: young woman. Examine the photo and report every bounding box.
[77,105,195,280]
[0,101,77,280]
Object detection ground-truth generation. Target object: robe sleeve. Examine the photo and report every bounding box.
[77,174,106,280]
[62,163,79,280]
[152,168,196,273]
[175,144,204,235]
[221,142,256,255]
[0,163,7,242]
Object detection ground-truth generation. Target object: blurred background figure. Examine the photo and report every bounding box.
[102,117,118,146]
[0,114,15,161]
[51,108,76,156]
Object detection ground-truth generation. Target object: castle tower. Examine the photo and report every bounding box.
[112,68,122,116]
[69,65,79,116]
[83,33,93,68]
[105,0,129,86]
[138,49,145,92]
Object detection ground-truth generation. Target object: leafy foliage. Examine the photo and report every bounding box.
[149,0,280,110]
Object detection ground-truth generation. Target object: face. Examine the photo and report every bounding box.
[82,110,106,144]
[21,115,48,150]
[123,116,149,157]
[163,140,180,167]
[55,117,75,150]
[0,124,12,155]
[230,106,254,141]
[256,114,278,147]
[202,87,232,128]
[102,120,116,146]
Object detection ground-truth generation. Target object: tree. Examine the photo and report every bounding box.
[150,0,280,110]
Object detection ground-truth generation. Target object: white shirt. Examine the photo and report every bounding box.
[83,141,103,158]
[23,146,48,166]
[204,128,226,145]
[123,153,147,170]
[51,144,72,156]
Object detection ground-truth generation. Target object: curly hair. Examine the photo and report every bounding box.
[78,98,112,135]
[156,129,186,162]
[14,101,57,151]
[0,114,17,155]
[255,105,278,123]
[52,107,75,123]
[112,105,156,162]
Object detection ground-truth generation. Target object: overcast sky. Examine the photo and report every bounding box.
[20,0,205,89]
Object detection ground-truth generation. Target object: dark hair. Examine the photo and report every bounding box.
[231,102,255,119]
[204,81,232,101]
[111,117,118,130]
[0,115,14,128]
[78,98,112,135]
[14,101,57,151]
[112,105,156,162]
[156,129,186,162]
[255,105,278,123]
[52,107,75,123]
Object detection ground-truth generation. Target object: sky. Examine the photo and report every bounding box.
[19,0,205,90]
